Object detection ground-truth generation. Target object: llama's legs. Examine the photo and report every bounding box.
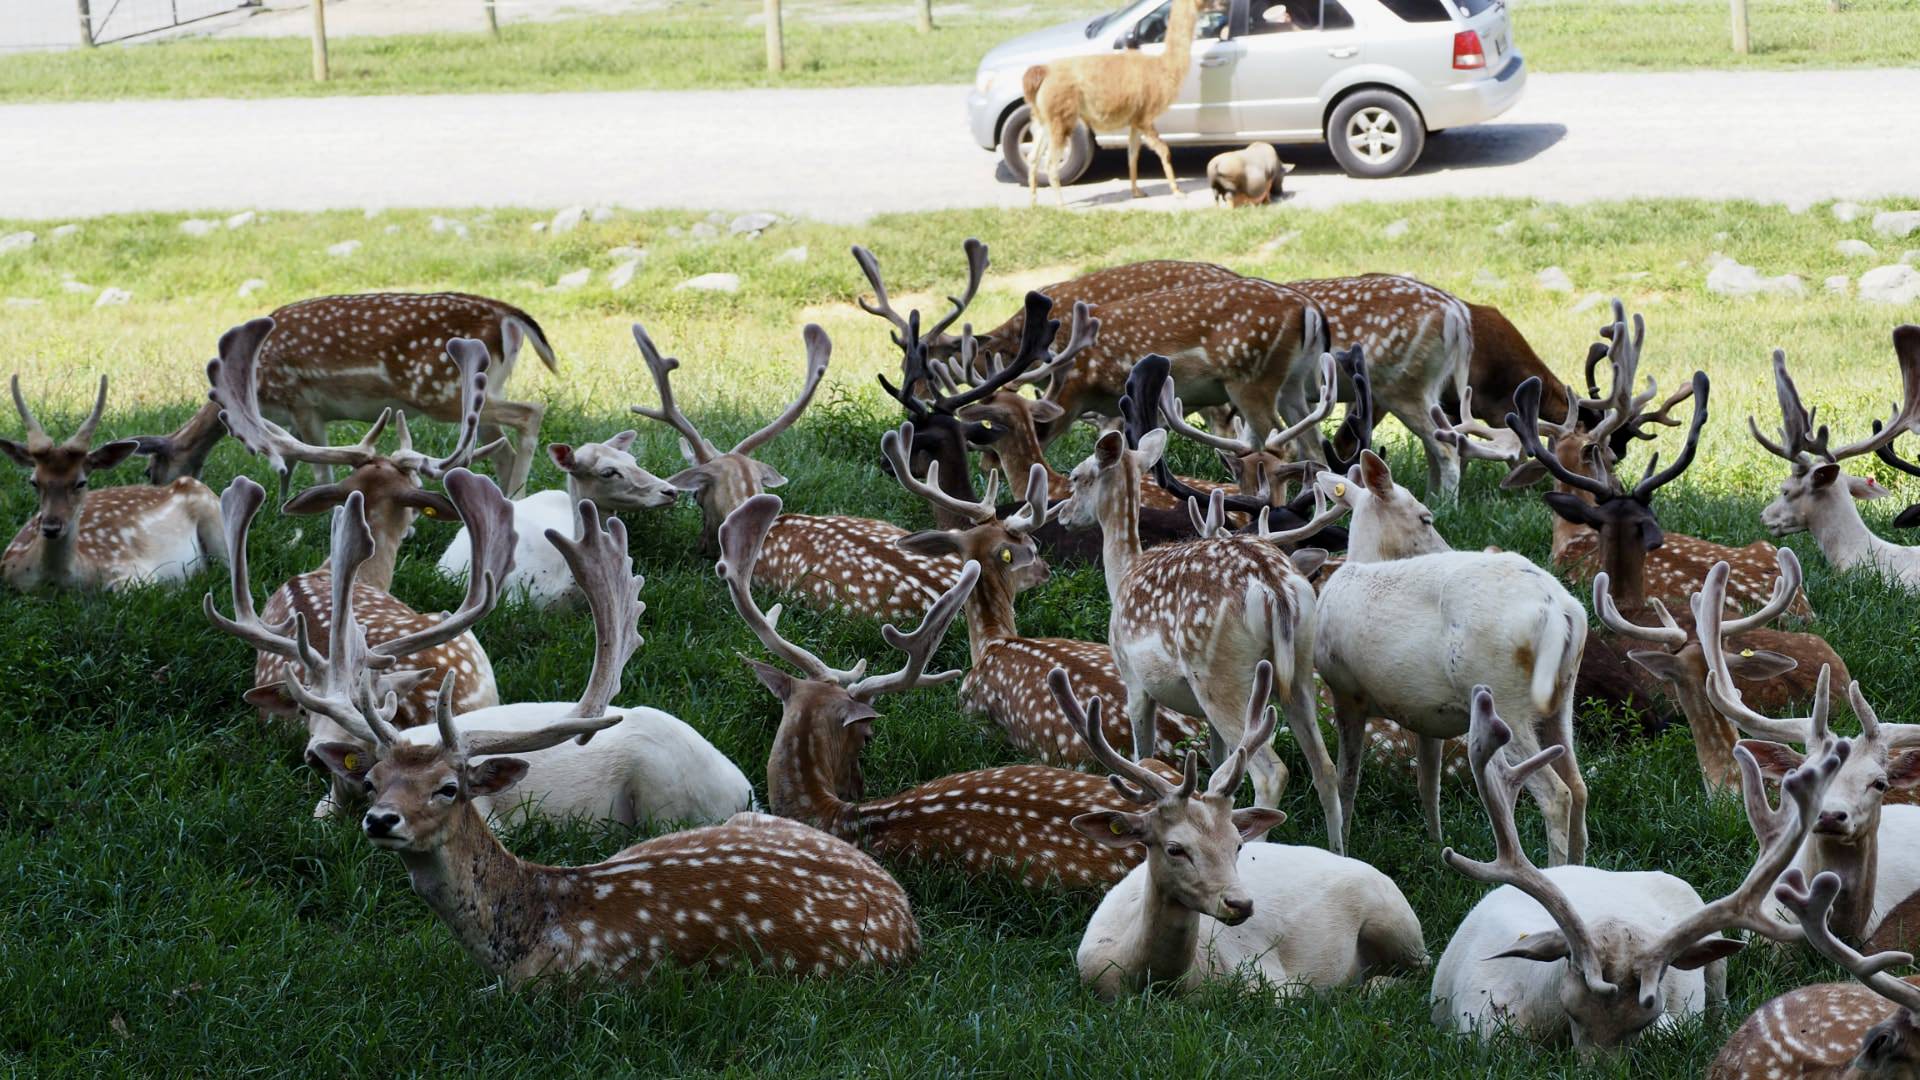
[1141,124,1180,198]
[1028,124,1047,207]
[1127,129,1143,198]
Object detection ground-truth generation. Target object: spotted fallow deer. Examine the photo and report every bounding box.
[1711,869,1920,1079]
[1432,688,1847,1051]
[1056,361,1348,849]
[881,425,1200,766]
[3,376,223,590]
[723,494,1184,889]
[1751,327,1920,590]
[1058,663,1427,999]
[629,322,963,622]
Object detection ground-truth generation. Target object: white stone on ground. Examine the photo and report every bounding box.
[607,259,641,290]
[1258,231,1300,254]
[238,278,268,298]
[553,267,592,290]
[1872,210,1920,239]
[1,231,37,256]
[690,222,720,240]
[226,211,257,230]
[1535,266,1574,293]
[49,224,80,240]
[1705,255,1804,297]
[1832,201,1865,223]
[1471,268,1506,289]
[676,272,740,294]
[179,218,219,237]
[429,215,469,239]
[1382,218,1410,240]
[1836,239,1876,258]
[1859,264,1920,304]
[326,240,361,257]
[550,206,587,234]
[94,287,131,307]
[1570,292,1607,314]
[61,281,95,295]
[609,245,645,262]
[1825,275,1851,295]
[774,245,808,265]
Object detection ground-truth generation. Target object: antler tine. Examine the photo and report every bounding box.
[547,500,643,726]
[1593,571,1688,646]
[628,324,721,464]
[1208,660,1278,798]
[920,237,989,345]
[1257,482,1350,547]
[1014,298,1101,394]
[1004,462,1051,535]
[1780,870,1920,1015]
[1323,345,1375,471]
[1433,390,1526,465]
[1442,687,1606,987]
[1749,347,1821,462]
[1048,667,1169,803]
[1696,562,1820,743]
[208,318,384,487]
[734,323,831,456]
[1264,353,1339,455]
[434,671,466,762]
[8,374,49,448]
[202,475,315,663]
[1506,377,1618,500]
[717,494,865,685]
[880,422,994,525]
[1722,547,1804,636]
[373,470,513,662]
[64,375,109,449]
[1622,380,1697,445]
[1160,385,1253,454]
[848,560,979,701]
[1826,324,1920,461]
[941,293,1056,408]
[1187,488,1228,539]
[850,244,915,343]
[394,338,489,478]
[1651,738,1850,961]
[1630,372,1711,501]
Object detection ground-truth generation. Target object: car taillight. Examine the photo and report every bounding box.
[1452,29,1486,70]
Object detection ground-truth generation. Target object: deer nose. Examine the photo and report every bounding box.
[1221,895,1254,924]
[1816,809,1850,832]
[363,810,402,837]
[39,519,66,538]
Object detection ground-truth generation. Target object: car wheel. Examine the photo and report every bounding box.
[1327,91,1425,179]
[1000,105,1093,187]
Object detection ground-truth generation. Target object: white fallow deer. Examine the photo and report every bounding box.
[630,322,965,622]
[1712,869,1920,1079]
[339,685,919,986]
[1055,363,1347,849]
[3,375,224,590]
[437,430,679,610]
[881,424,1201,765]
[723,494,1186,889]
[1312,448,1589,864]
[1059,663,1426,999]
[1696,570,1920,945]
[1751,327,1920,590]
[1432,687,1848,1051]
[299,494,753,829]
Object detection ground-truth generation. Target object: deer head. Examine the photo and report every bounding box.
[1311,448,1448,563]
[545,430,678,511]
[885,423,1052,595]
[130,399,226,485]
[629,322,829,554]
[1156,351,1336,495]
[1,375,137,542]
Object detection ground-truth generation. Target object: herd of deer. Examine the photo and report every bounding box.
[10,242,1920,1074]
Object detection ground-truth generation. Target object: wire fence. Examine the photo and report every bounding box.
[2,0,249,51]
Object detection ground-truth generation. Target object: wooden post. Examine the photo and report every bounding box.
[764,0,783,72]
[311,0,329,81]
[483,0,499,37]
[1729,0,1749,54]
[75,0,95,48]
[916,0,932,33]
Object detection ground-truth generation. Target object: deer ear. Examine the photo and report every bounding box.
[1884,749,1920,790]
[465,757,530,797]
[1232,807,1286,840]
[665,463,716,493]
[1849,475,1890,500]
[1726,649,1798,681]
[1626,649,1688,684]
[743,658,794,703]
[754,461,789,490]
[1541,491,1603,528]
[896,530,964,558]
[397,487,460,521]
[1487,930,1571,964]
[84,439,140,473]
[843,700,880,728]
[547,443,577,471]
[1071,810,1148,849]
[243,682,300,716]
[604,429,639,453]
[1499,460,1549,490]
[1809,462,1844,491]
[1669,936,1744,970]
[1358,449,1392,496]
[282,483,351,516]
[1028,399,1065,423]
[1288,547,1328,579]
[1737,739,1806,781]
[1093,430,1127,467]
[1316,469,1356,505]
[1857,1022,1904,1071]
[1134,428,1167,470]
[0,439,31,468]
[310,742,373,785]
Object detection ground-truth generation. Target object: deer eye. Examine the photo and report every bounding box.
[600,468,618,479]
[73,478,87,490]
[436,782,460,800]
[1164,843,1189,861]
[1872,779,1889,792]
[1420,514,1434,527]
[361,779,375,794]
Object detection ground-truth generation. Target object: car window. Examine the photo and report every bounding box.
[1131,0,1229,43]
[1321,0,1354,29]
[1450,0,1496,14]
[1246,0,1318,34]
[1375,0,1452,21]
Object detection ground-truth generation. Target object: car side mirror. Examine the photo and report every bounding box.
[1114,27,1140,48]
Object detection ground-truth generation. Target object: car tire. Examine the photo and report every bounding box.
[1000,105,1094,187]
[1326,90,1426,179]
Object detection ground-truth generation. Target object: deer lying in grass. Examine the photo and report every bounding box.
[1057,358,1347,848]
[3,375,224,590]
[724,494,1184,889]
[630,322,964,621]
[1432,688,1847,1051]
[882,426,1200,765]
[1711,869,1920,1078]
[1059,663,1426,999]
[437,431,678,610]
[1751,327,1920,590]
[336,679,918,986]
[294,490,752,829]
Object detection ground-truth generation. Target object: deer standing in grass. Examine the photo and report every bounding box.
[1751,327,1920,590]
[1059,663,1427,999]
[1711,869,1920,1078]
[1432,688,1847,1051]
[724,495,1186,889]
[3,375,223,590]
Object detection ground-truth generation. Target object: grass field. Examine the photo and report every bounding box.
[4,199,1920,1075]
[0,0,1914,103]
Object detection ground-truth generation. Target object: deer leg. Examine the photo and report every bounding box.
[479,397,546,497]
[1542,713,1588,866]
[290,405,334,485]
[1416,734,1444,844]
[1511,720,1581,867]
[1287,673,1343,854]
[1140,124,1180,198]
[1028,123,1046,208]
[1047,128,1067,208]
[1705,959,1729,1010]
[1126,687,1158,762]
[1331,691,1369,850]
[1127,129,1143,199]
[1193,675,1288,838]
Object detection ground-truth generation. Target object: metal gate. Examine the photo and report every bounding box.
[82,0,250,45]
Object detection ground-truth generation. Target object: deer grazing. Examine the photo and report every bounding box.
[436,431,679,610]
[1751,327,1920,589]
[724,494,1188,889]
[882,425,1201,765]
[1206,143,1293,207]
[1432,687,1847,1051]
[630,322,964,622]
[130,399,226,484]
[299,494,753,829]
[1057,358,1347,849]
[1711,869,1920,1078]
[1060,663,1427,999]
[3,375,224,590]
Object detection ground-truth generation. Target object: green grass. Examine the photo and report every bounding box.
[4,198,1920,1075]
[0,0,1913,103]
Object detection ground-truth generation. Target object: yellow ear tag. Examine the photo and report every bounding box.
[1109,818,1127,835]
[1333,483,1347,497]
[343,752,359,771]
[1740,648,1755,657]
[1000,549,1013,563]
[980,420,993,430]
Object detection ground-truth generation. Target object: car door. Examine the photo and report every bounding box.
[1119,0,1238,139]
[1230,0,1367,139]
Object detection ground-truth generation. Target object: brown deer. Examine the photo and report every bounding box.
[1022,0,1212,206]
[1444,301,1594,436]
[881,424,1201,765]
[1711,869,1920,1078]
[723,494,1184,889]
[931,258,1241,367]
[629,321,964,622]
[3,376,223,590]
[130,399,226,484]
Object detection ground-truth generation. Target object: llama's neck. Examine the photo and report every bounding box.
[397,807,548,975]
[1161,0,1201,73]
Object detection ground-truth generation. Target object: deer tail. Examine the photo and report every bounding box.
[1529,600,1582,718]
[1442,300,1471,413]
[502,309,559,375]
[1022,65,1048,108]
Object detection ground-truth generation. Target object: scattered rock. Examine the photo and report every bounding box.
[1471,268,1506,289]
[607,259,642,290]
[774,245,809,265]
[1382,218,1410,240]
[363,207,384,219]
[429,215,470,239]
[0,231,37,255]
[1535,266,1574,293]
[94,287,131,307]
[1617,271,1651,282]
[1705,255,1804,298]
[225,210,256,230]
[590,206,616,224]
[689,222,721,240]
[552,267,592,291]
[61,281,96,295]
[238,278,268,298]
[1785,196,1814,215]
[4,298,44,308]
[179,218,219,237]
[608,245,646,262]
[1831,200,1864,223]
[705,211,728,225]
[529,221,548,234]
[326,240,361,258]
[1824,274,1852,295]
[1492,220,1516,238]
[1836,239,1876,258]
[550,206,587,234]
[382,225,401,236]
[1711,231,1729,244]
[49,224,80,240]
[665,225,685,238]
[731,213,779,238]
[676,272,740,294]
[1874,211,1920,239]
[1257,231,1301,254]
[1859,264,1920,305]
[1570,291,1608,314]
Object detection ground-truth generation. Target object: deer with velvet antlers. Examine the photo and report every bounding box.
[3,375,224,590]
[1432,687,1848,1051]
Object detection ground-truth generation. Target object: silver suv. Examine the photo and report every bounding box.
[966,0,1524,182]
